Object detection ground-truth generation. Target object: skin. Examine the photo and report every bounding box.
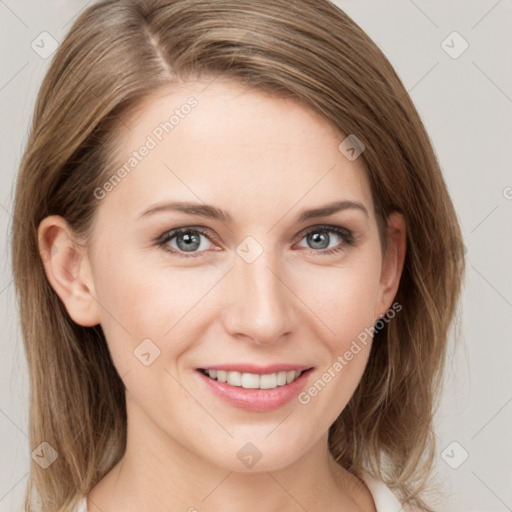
[38,79,406,512]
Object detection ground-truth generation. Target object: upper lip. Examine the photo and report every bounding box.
[198,363,313,375]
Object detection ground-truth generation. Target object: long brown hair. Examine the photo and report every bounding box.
[11,1,465,510]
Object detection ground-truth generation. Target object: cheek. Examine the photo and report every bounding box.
[296,268,378,421]
[291,254,381,409]
[90,248,221,370]
[294,255,382,345]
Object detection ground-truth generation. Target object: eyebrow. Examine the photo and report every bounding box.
[136,199,369,223]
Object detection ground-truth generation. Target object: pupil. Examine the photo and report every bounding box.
[309,232,328,249]
[178,232,200,251]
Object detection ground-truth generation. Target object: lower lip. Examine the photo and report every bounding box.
[196,369,313,412]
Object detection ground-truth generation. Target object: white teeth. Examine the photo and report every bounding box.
[260,373,277,389]
[204,369,304,389]
[286,370,296,384]
[227,371,241,386]
[277,371,287,386]
[241,372,260,389]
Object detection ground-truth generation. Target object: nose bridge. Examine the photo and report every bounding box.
[222,239,295,344]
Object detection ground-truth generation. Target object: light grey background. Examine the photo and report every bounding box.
[1,1,511,511]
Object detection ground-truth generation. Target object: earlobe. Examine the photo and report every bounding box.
[37,215,101,327]
[375,212,406,320]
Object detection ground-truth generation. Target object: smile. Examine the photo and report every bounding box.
[196,365,314,412]
[200,368,305,390]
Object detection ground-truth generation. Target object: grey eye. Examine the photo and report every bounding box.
[298,230,343,251]
[164,229,212,253]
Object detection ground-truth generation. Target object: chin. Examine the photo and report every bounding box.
[204,437,310,474]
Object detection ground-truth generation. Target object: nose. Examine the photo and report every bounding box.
[221,248,297,346]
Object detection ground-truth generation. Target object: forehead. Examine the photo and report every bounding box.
[101,79,374,223]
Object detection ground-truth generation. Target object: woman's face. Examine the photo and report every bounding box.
[52,79,404,472]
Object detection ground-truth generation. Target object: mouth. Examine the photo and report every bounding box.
[198,367,312,390]
[196,365,315,412]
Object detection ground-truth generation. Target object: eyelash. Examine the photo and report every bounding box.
[155,224,356,259]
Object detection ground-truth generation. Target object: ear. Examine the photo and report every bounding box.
[37,215,101,327]
[374,212,406,321]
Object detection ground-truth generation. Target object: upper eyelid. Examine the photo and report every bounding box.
[159,226,216,244]
[297,224,351,236]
